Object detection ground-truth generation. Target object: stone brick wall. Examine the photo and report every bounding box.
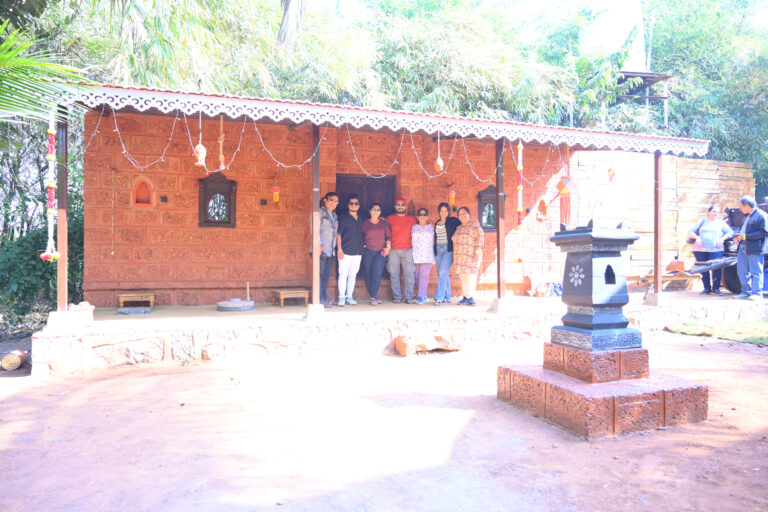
[82,110,751,306]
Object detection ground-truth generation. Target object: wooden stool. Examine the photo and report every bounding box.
[271,288,309,307]
[118,292,155,308]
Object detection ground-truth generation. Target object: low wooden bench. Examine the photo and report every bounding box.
[118,292,155,308]
[271,288,309,307]
[626,272,695,299]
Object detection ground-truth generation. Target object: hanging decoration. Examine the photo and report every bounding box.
[216,115,226,172]
[449,189,456,206]
[516,140,524,230]
[556,177,571,195]
[272,186,280,203]
[40,115,59,262]
[433,132,444,173]
[193,111,207,167]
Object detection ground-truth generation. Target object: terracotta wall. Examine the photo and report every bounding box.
[83,111,570,306]
[83,111,314,306]
[82,110,750,306]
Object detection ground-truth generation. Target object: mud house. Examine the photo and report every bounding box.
[66,85,751,308]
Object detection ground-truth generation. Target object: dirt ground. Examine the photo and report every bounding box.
[1,331,767,512]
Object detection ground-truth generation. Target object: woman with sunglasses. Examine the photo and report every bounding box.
[361,203,391,305]
[411,208,435,304]
[452,206,484,306]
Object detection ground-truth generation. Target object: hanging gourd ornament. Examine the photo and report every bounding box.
[433,131,444,173]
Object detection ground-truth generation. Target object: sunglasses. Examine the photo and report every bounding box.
[395,203,406,207]
[349,201,359,206]
[417,213,428,216]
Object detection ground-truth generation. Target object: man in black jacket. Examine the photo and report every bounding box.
[733,196,768,301]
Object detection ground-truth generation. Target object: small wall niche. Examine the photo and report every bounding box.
[132,177,154,208]
[605,265,616,285]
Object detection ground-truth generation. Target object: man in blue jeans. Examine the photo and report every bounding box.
[733,196,768,301]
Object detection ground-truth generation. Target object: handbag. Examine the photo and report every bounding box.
[686,220,704,245]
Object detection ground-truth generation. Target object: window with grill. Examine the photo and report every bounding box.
[199,172,236,227]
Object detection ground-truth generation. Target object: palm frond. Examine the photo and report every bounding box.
[0,20,93,122]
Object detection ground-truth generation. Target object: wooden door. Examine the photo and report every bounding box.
[335,175,396,218]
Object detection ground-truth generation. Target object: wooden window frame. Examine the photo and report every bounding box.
[477,184,498,233]
[198,172,237,228]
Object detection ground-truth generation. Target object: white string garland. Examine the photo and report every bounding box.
[90,107,567,187]
[407,132,460,180]
[251,119,329,170]
[112,109,181,171]
[83,104,106,152]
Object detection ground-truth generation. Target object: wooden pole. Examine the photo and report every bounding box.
[495,138,506,298]
[653,150,662,296]
[311,124,321,305]
[56,106,69,311]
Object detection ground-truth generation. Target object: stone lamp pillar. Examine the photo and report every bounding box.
[551,221,641,354]
[497,221,708,439]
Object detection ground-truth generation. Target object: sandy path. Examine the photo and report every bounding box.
[0,332,766,512]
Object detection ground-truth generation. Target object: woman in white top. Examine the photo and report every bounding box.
[688,204,734,295]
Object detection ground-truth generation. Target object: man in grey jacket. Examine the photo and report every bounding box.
[733,195,768,301]
[318,192,339,307]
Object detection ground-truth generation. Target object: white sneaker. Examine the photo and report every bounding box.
[747,294,763,301]
[346,298,357,305]
[337,300,345,307]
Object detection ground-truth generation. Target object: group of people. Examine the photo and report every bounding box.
[317,193,485,307]
[687,195,767,300]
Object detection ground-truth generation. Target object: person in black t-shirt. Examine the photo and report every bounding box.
[336,194,365,306]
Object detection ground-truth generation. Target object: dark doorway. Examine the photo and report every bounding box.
[336,175,396,218]
[336,174,396,283]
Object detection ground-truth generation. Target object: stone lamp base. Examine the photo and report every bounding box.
[498,343,708,439]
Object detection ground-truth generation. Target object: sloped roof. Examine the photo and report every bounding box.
[75,84,709,156]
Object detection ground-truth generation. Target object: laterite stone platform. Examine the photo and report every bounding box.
[497,222,709,439]
[497,365,708,439]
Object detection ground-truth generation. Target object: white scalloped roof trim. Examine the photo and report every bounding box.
[75,85,709,156]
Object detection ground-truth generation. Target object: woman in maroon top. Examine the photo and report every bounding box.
[361,203,391,305]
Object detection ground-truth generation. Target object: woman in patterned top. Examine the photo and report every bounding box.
[451,206,484,306]
[411,208,435,304]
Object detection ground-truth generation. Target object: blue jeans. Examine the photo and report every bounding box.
[737,247,765,296]
[434,244,453,302]
[362,248,387,300]
[319,253,335,303]
[693,250,724,291]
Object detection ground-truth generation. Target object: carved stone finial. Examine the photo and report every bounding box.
[587,219,594,229]
[559,223,570,232]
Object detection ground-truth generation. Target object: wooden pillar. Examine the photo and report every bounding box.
[495,138,506,298]
[653,150,662,296]
[56,106,69,311]
[311,124,321,305]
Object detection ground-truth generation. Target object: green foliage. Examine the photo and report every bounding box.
[0,205,83,321]
[647,0,768,187]
[0,19,89,122]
